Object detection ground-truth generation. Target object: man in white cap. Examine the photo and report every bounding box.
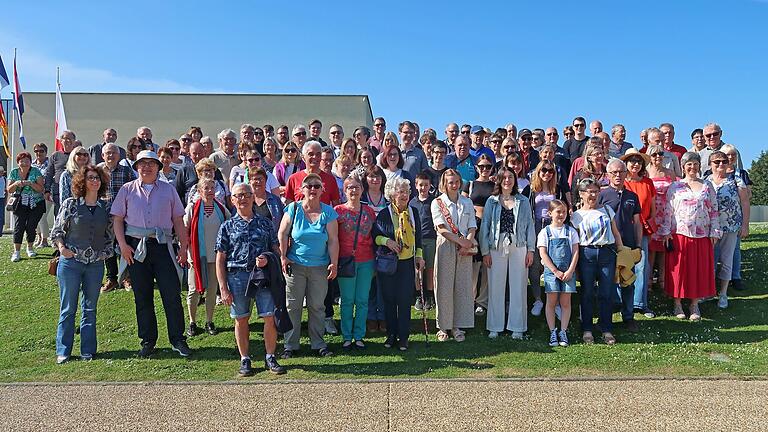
[111,150,191,358]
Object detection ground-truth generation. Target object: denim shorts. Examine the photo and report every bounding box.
[227,271,275,319]
[543,272,577,294]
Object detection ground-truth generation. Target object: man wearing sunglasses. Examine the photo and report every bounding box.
[469,125,496,163]
[697,123,743,175]
[369,117,387,151]
[563,116,591,161]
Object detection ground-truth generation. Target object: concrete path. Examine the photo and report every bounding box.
[1,378,765,431]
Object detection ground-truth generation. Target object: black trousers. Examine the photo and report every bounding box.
[378,258,415,342]
[13,203,45,244]
[325,278,339,318]
[126,236,185,347]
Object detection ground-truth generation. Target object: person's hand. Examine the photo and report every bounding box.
[711,237,718,247]
[45,192,53,202]
[415,257,425,272]
[119,242,135,265]
[59,246,75,259]
[386,238,401,254]
[740,224,749,239]
[281,256,293,275]
[219,288,233,306]
[482,255,492,268]
[256,255,268,268]
[525,251,534,268]
[562,269,575,282]
[458,237,474,249]
[327,263,337,280]
[177,245,188,268]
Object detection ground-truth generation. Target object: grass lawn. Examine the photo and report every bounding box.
[1,226,766,382]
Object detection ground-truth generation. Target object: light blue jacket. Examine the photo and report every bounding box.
[478,194,536,255]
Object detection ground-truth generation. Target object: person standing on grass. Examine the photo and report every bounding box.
[111,150,192,358]
[216,183,286,376]
[8,152,46,262]
[31,143,52,248]
[44,130,77,217]
[410,173,437,311]
[537,200,579,347]
[51,165,113,364]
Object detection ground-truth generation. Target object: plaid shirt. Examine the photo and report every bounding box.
[99,162,136,204]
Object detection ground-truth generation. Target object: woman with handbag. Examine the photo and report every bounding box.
[335,175,376,349]
[7,152,46,262]
[478,167,536,340]
[50,165,113,363]
[373,176,424,351]
[431,169,477,342]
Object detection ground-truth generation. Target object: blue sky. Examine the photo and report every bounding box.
[2,0,766,167]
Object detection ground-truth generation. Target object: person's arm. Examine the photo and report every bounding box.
[373,209,401,254]
[30,172,44,193]
[562,242,579,282]
[172,215,189,266]
[277,204,293,273]
[50,199,75,258]
[738,186,750,239]
[215,251,233,306]
[112,215,134,265]
[325,219,339,280]
[633,214,642,248]
[611,219,624,249]
[44,155,55,196]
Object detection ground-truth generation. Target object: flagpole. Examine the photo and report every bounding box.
[8,49,17,233]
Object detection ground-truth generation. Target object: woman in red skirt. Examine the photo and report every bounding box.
[658,152,721,321]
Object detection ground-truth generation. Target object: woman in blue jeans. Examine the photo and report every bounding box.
[570,178,624,345]
[50,165,114,364]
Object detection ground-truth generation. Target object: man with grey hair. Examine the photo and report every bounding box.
[89,128,125,164]
[137,126,159,152]
[240,123,258,150]
[599,158,642,333]
[505,123,518,140]
[444,123,460,145]
[199,136,214,158]
[647,128,681,177]
[283,141,340,205]
[291,124,308,150]
[210,129,240,182]
[608,124,633,159]
[590,120,603,136]
[698,122,743,174]
[45,130,78,216]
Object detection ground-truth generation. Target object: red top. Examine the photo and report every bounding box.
[624,176,656,228]
[285,170,341,205]
[665,143,687,161]
[334,204,376,262]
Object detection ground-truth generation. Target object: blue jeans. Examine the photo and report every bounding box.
[579,246,617,333]
[732,238,742,280]
[367,275,385,321]
[338,260,375,341]
[56,257,104,357]
[632,236,650,310]
[0,197,5,234]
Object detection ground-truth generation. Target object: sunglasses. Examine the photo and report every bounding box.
[573,123,585,128]
[711,160,728,165]
[540,168,555,174]
[180,138,192,142]
[303,183,322,190]
[247,157,261,163]
[704,132,721,138]
[330,131,342,135]
[491,140,502,144]
[477,164,493,170]
[168,146,181,151]
[294,131,307,136]
[374,123,385,127]
[284,148,297,153]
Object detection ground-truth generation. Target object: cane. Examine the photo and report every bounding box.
[416,266,429,346]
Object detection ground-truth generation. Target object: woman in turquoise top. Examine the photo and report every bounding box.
[278,173,339,358]
[8,151,46,262]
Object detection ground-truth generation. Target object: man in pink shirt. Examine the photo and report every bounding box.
[111,150,191,358]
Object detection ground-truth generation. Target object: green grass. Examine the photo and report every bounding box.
[1,227,767,382]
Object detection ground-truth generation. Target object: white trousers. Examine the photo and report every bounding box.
[486,245,528,333]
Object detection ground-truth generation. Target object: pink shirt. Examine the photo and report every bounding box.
[111,179,185,230]
[334,204,376,262]
[659,180,721,239]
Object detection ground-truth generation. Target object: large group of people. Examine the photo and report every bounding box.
[3,117,752,375]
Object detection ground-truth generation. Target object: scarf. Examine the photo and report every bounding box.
[392,202,415,260]
[189,198,226,293]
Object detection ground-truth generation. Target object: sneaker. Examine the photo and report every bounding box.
[398,340,408,351]
[548,329,559,347]
[414,298,424,311]
[554,304,562,320]
[384,335,396,348]
[204,322,218,335]
[718,293,729,309]
[488,331,499,339]
[56,355,69,364]
[10,251,20,262]
[80,353,94,361]
[558,329,569,347]
[673,305,686,320]
[342,340,353,351]
[689,305,702,322]
[265,356,287,375]
[324,318,338,335]
[511,331,524,340]
[643,308,656,319]
[137,345,155,358]
[474,306,486,316]
[239,358,254,377]
[531,300,544,317]
[172,340,192,357]
[26,247,37,258]
[186,322,199,338]
[354,340,366,349]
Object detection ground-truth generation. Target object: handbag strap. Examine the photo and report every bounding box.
[351,205,363,253]
[436,198,460,235]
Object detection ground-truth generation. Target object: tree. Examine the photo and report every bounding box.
[749,150,768,205]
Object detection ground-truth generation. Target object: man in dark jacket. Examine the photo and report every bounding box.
[174,141,224,203]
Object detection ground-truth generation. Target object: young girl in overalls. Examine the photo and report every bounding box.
[537,200,579,347]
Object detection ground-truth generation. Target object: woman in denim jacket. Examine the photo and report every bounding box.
[478,167,536,340]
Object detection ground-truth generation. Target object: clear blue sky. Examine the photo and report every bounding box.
[2,0,766,167]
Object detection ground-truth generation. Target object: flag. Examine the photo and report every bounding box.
[54,79,68,152]
[13,52,26,148]
[0,55,9,156]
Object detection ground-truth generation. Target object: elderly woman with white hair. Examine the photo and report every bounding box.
[58,146,91,204]
[372,176,424,351]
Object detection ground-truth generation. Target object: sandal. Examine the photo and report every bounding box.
[602,332,616,345]
[317,347,334,357]
[436,330,450,342]
[453,329,466,342]
[582,331,594,344]
[280,349,295,360]
[673,304,686,320]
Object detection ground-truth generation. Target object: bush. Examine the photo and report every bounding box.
[749,151,768,205]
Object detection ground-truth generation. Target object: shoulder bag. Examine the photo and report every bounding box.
[6,170,29,213]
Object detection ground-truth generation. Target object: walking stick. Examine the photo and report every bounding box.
[416,266,429,346]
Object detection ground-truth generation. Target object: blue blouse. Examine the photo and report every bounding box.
[286,202,338,267]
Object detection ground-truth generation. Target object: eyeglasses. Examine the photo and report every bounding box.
[303,183,323,190]
[521,136,532,141]
[247,157,261,163]
[168,146,181,151]
[76,153,89,158]
[180,138,192,142]
[477,164,493,170]
[607,170,627,176]
[626,158,643,164]
[345,185,361,190]
[650,153,664,158]
[546,132,558,136]
[232,192,254,199]
[86,175,101,182]
[490,140,502,144]
[711,160,728,165]
[374,123,385,127]
[294,131,307,136]
[461,130,471,135]
[704,132,721,138]
[330,131,342,135]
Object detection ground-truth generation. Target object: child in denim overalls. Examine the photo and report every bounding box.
[537,200,579,347]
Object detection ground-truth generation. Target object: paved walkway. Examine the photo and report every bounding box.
[2,378,765,431]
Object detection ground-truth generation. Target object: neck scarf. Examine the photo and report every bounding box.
[392,202,415,260]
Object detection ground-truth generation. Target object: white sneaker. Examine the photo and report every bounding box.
[554,305,562,320]
[531,300,544,316]
[511,331,524,340]
[10,251,21,262]
[324,318,338,335]
[26,247,37,258]
[718,293,729,309]
[488,331,499,339]
[474,306,486,316]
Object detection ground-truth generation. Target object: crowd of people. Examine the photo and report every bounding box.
[2,116,751,376]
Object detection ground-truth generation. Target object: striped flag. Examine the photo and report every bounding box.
[13,52,26,148]
[54,78,68,152]
[0,55,9,156]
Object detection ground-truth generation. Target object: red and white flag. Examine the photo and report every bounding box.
[54,77,68,151]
